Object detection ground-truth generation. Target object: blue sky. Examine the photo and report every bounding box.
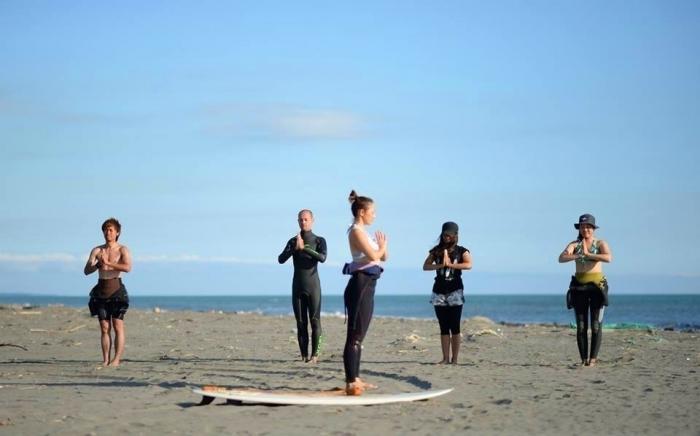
[1,1,699,295]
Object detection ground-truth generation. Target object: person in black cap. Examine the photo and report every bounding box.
[558,214,613,367]
[423,221,472,364]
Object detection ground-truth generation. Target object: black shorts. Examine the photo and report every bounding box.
[89,280,129,321]
[89,298,129,321]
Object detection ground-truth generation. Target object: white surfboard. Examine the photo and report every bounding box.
[193,386,453,406]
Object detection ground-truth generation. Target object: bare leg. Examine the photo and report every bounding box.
[450,334,461,364]
[438,335,450,364]
[108,318,125,367]
[99,319,111,366]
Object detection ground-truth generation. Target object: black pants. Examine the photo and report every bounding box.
[434,305,463,335]
[292,285,322,358]
[572,286,604,361]
[343,272,377,383]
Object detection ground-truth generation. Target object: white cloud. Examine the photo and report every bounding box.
[201,104,365,140]
[0,253,79,264]
[273,110,362,139]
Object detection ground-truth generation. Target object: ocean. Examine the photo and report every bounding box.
[1,293,698,330]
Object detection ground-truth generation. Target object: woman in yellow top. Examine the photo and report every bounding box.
[559,214,612,367]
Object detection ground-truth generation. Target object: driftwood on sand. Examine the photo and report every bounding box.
[0,343,28,351]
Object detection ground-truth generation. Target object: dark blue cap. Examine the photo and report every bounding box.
[574,214,599,229]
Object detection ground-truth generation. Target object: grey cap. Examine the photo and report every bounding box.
[574,214,599,229]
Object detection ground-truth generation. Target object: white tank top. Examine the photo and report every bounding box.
[349,224,379,262]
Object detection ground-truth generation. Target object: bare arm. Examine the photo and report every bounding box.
[422,252,442,271]
[449,250,472,270]
[558,242,578,263]
[83,247,101,275]
[350,229,387,262]
[584,240,612,263]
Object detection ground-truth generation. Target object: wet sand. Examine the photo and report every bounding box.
[1,306,698,435]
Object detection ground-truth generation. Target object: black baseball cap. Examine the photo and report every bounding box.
[441,221,459,235]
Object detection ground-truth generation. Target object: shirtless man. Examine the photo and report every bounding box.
[84,218,132,367]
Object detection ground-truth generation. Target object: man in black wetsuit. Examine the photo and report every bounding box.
[278,209,327,363]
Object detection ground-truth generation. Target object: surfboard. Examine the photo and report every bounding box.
[193,386,453,406]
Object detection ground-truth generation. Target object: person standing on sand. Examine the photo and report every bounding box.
[278,209,328,363]
[559,214,612,367]
[342,190,388,396]
[84,218,132,367]
[423,221,472,364]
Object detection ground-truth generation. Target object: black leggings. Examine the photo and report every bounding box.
[292,286,322,358]
[434,305,463,335]
[343,272,377,383]
[572,286,605,361]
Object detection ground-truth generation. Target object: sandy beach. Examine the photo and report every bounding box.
[1,305,698,435]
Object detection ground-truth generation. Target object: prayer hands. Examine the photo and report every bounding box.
[375,231,387,248]
[443,249,452,268]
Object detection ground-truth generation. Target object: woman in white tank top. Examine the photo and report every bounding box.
[342,190,388,396]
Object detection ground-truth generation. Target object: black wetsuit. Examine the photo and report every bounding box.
[278,231,327,359]
[568,277,608,362]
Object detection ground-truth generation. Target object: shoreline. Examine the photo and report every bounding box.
[2,302,698,332]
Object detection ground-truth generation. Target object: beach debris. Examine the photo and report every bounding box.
[404,333,424,343]
[467,329,503,339]
[389,333,425,346]
[30,329,49,333]
[0,418,12,426]
[469,316,496,325]
[15,311,42,315]
[493,398,512,406]
[153,307,162,313]
[0,343,28,351]
[66,324,86,333]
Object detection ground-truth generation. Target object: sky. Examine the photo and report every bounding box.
[1,1,699,295]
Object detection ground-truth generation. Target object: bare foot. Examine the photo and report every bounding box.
[437,359,449,365]
[107,359,120,367]
[588,358,597,367]
[307,356,318,364]
[450,359,459,365]
[355,378,377,390]
[345,382,364,396]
